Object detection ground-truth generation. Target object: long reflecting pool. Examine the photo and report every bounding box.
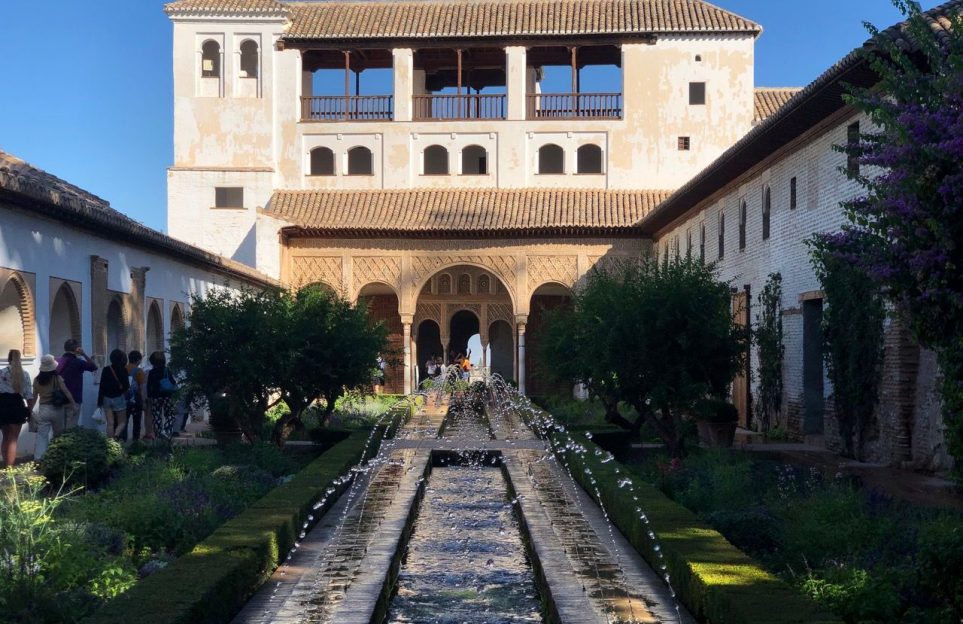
[385,463,543,624]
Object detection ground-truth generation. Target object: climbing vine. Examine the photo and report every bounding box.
[754,272,784,433]
[809,238,886,460]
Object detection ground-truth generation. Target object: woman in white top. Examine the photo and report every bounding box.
[0,349,35,467]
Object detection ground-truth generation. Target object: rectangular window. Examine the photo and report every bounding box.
[214,187,244,208]
[790,176,798,210]
[689,82,706,105]
[678,136,691,151]
[847,122,860,177]
[738,201,747,251]
[718,212,725,259]
[674,235,680,259]
[686,228,693,257]
[699,223,706,262]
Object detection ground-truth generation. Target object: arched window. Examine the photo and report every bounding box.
[146,301,164,356]
[201,40,221,78]
[457,274,471,294]
[239,39,259,79]
[438,274,452,294]
[762,186,772,240]
[0,275,31,356]
[423,145,449,175]
[477,274,490,294]
[310,147,335,176]
[170,304,185,335]
[462,145,488,175]
[347,146,373,175]
[538,144,564,174]
[576,144,603,174]
[49,283,80,353]
[106,298,126,351]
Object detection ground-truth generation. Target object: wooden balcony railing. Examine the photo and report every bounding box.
[413,94,506,120]
[526,93,622,119]
[301,95,393,121]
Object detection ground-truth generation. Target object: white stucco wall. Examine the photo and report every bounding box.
[0,202,259,448]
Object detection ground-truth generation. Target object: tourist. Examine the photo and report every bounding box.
[56,339,97,429]
[426,357,438,378]
[97,349,129,438]
[33,354,76,460]
[461,353,472,380]
[373,355,386,394]
[0,350,34,467]
[117,350,147,442]
[146,351,178,439]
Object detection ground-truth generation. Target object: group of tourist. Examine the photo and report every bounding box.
[0,339,181,467]
[424,353,473,381]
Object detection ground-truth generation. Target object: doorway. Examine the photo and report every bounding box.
[802,298,825,435]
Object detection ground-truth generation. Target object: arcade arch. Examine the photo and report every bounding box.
[49,282,81,354]
[526,282,574,396]
[357,282,403,393]
[146,300,164,355]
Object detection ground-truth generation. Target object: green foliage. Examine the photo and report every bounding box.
[171,286,388,446]
[622,445,963,624]
[809,242,886,459]
[84,430,385,624]
[41,428,124,489]
[692,398,739,424]
[538,257,746,456]
[553,431,840,624]
[0,468,137,624]
[754,272,784,433]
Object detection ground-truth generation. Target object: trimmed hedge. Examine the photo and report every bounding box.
[557,431,843,624]
[84,427,389,624]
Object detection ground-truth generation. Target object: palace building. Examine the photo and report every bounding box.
[160,0,957,468]
[165,0,774,395]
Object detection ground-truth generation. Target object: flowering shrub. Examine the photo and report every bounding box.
[816,1,963,473]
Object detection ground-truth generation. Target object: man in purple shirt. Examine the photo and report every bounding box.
[56,339,98,429]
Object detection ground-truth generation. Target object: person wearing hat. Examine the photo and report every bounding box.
[33,354,75,461]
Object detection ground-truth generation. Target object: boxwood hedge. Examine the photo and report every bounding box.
[84,426,388,624]
[557,431,843,624]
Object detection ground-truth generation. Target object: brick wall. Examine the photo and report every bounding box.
[654,111,950,470]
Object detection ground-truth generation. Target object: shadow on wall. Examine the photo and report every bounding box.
[233,224,257,268]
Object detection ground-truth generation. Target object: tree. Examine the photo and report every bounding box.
[170,288,285,442]
[270,285,387,444]
[819,1,963,471]
[539,257,746,457]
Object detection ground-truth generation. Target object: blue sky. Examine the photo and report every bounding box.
[0,0,942,233]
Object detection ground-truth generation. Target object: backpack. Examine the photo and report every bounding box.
[157,370,177,397]
[126,367,141,404]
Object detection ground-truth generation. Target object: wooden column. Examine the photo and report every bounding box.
[456,48,463,118]
[343,50,351,120]
[570,46,579,116]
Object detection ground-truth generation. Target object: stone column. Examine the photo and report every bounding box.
[129,267,149,352]
[402,319,412,395]
[505,46,528,121]
[517,321,527,395]
[90,256,109,361]
[392,48,414,122]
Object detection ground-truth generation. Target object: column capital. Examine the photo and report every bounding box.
[400,314,414,326]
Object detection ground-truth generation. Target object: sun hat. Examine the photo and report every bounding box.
[39,354,59,373]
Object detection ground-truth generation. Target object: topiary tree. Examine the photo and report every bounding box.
[539,257,746,457]
[754,272,785,434]
[270,285,387,444]
[817,1,963,471]
[170,288,286,442]
[810,240,886,460]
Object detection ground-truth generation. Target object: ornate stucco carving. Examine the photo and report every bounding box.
[353,256,402,292]
[413,302,442,328]
[528,255,578,290]
[291,256,343,290]
[410,255,517,294]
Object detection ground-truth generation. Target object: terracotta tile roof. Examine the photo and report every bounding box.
[754,87,802,123]
[642,0,963,235]
[167,0,761,38]
[268,188,672,236]
[0,150,277,287]
[281,0,761,41]
[164,0,288,16]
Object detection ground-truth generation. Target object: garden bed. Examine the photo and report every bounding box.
[610,445,963,624]
[551,429,842,624]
